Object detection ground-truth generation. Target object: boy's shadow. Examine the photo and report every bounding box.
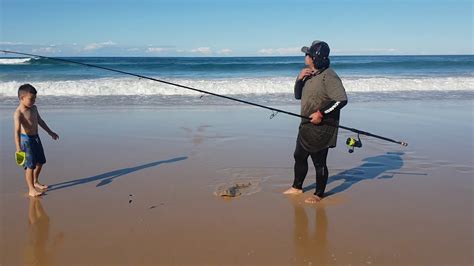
[304,152,404,195]
[48,156,187,192]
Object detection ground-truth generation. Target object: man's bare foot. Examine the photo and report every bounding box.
[34,183,48,190]
[283,187,303,195]
[304,195,322,204]
[28,189,43,197]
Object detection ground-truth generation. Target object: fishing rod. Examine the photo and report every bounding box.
[1,49,408,149]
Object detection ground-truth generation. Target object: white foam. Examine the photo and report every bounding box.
[0,58,32,65]
[343,76,474,92]
[0,76,472,97]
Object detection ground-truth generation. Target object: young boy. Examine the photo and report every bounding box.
[14,84,59,197]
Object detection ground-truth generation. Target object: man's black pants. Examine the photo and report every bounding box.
[292,140,329,197]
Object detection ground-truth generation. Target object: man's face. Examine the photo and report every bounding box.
[305,54,314,67]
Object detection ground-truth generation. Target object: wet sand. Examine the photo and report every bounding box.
[1,100,473,265]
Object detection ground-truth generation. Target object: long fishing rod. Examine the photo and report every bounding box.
[1,49,408,147]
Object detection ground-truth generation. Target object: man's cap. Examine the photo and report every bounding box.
[301,40,330,58]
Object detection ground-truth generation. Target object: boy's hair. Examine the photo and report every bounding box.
[18,84,37,99]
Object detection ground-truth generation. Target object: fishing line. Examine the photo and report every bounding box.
[1,49,408,148]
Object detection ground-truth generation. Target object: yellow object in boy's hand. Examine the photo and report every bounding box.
[15,151,26,167]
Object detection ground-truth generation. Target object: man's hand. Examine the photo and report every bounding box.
[309,110,323,125]
[297,68,314,80]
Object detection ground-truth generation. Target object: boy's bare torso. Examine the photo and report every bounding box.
[15,105,39,135]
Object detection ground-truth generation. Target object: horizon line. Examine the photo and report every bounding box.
[1,53,473,58]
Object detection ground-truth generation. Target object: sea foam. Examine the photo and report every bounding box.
[0,58,33,64]
[0,76,472,97]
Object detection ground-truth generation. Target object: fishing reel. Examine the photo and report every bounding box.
[346,134,362,153]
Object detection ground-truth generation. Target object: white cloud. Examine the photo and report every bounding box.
[146,47,169,53]
[217,48,232,55]
[0,41,26,45]
[32,46,61,54]
[258,47,299,55]
[333,48,400,55]
[365,48,398,53]
[190,47,212,54]
[83,41,117,51]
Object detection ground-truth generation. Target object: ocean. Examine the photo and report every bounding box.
[0,55,472,106]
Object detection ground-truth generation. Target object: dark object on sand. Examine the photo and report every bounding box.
[218,182,252,197]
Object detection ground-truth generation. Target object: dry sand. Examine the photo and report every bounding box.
[1,100,473,265]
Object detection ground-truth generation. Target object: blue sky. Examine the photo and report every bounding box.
[1,0,472,56]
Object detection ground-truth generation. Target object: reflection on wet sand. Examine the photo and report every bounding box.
[293,202,328,265]
[24,198,63,266]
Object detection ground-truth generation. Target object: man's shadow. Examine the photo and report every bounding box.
[304,152,404,195]
[48,156,187,192]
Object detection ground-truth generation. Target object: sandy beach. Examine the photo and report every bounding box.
[1,100,473,265]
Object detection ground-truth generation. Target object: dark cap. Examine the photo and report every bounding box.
[301,40,330,58]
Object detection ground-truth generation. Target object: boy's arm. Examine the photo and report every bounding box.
[37,111,59,140]
[13,111,22,152]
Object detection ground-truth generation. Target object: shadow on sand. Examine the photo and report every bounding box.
[304,152,405,196]
[48,156,187,192]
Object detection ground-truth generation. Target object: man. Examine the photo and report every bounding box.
[283,40,348,203]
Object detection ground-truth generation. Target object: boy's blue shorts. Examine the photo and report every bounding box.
[20,134,46,170]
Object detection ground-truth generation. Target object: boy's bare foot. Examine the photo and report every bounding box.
[28,189,44,197]
[34,183,48,190]
[283,187,303,195]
